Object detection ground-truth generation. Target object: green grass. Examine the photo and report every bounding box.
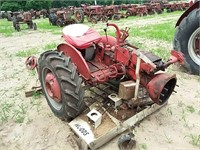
[0,19,15,36]
[16,48,39,57]
[129,22,175,42]
[138,143,148,150]
[0,19,37,36]
[12,103,27,123]
[125,10,182,20]
[0,10,182,38]
[0,101,13,123]
[35,18,62,34]
[44,42,57,50]
[0,18,62,36]
[185,134,200,147]
[186,105,195,113]
[150,48,170,61]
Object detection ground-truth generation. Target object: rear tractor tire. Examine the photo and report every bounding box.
[113,14,121,20]
[38,50,86,121]
[56,19,64,27]
[101,16,108,23]
[173,8,200,75]
[74,10,84,23]
[91,17,98,24]
[16,24,20,32]
[33,23,37,30]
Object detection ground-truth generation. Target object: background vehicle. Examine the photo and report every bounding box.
[12,12,37,32]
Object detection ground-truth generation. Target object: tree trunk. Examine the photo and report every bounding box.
[112,0,114,5]
[94,0,97,5]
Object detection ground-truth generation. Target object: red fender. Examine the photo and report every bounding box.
[57,43,91,80]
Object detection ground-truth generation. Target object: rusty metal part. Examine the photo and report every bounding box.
[60,23,183,104]
[25,86,42,97]
[12,11,37,31]
[30,22,184,124]
[49,7,79,26]
[118,133,136,150]
[126,5,148,17]
[84,5,104,24]
[25,56,37,70]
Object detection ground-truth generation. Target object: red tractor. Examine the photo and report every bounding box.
[173,0,200,75]
[26,23,184,121]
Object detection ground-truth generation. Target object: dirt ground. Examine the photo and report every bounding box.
[0,14,200,150]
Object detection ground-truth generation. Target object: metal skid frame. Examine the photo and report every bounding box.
[69,102,167,150]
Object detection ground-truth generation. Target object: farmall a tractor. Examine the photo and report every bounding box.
[173,0,200,75]
[25,22,185,148]
[26,23,184,123]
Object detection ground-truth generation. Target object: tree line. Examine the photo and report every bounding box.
[0,0,145,12]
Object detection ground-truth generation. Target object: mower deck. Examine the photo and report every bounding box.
[69,87,167,149]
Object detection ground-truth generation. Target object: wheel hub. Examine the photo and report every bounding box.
[45,73,61,102]
[188,27,200,66]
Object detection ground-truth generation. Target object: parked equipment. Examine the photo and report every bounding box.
[49,9,84,27]
[27,22,184,121]
[12,12,37,32]
[26,23,184,149]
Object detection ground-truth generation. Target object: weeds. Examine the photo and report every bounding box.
[129,22,175,42]
[15,84,26,91]
[27,116,33,124]
[29,69,36,76]
[33,91,42,99]
[150,48,170,61]
[30,92,42,113]
[128,39,146,49]
[12,103,27,123]
[185,134,200,147]
[138,143,148,150]
[0,101,13,123]
[35,18,62,34]
[47,112,53,118]
[177,100,184,107]
[44,42,57,50]
[0,19,15,36]
[164,131,173,143]
[186,105,195,113]
[16,48,38,57]
[166,107,173,116]
[181,109,190,128]
[195,90,200,98]
[197,76,200,82]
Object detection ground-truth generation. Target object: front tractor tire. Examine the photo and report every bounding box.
[173,8,200,75]
[38,50,86,122]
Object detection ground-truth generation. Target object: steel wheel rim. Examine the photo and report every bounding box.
[42,67,62,110]
[188,27,200,66]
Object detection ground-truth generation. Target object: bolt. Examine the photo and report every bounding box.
[160,93,165,97]
[164,88,168,91]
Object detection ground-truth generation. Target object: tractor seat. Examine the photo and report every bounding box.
[62,24,101,49]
